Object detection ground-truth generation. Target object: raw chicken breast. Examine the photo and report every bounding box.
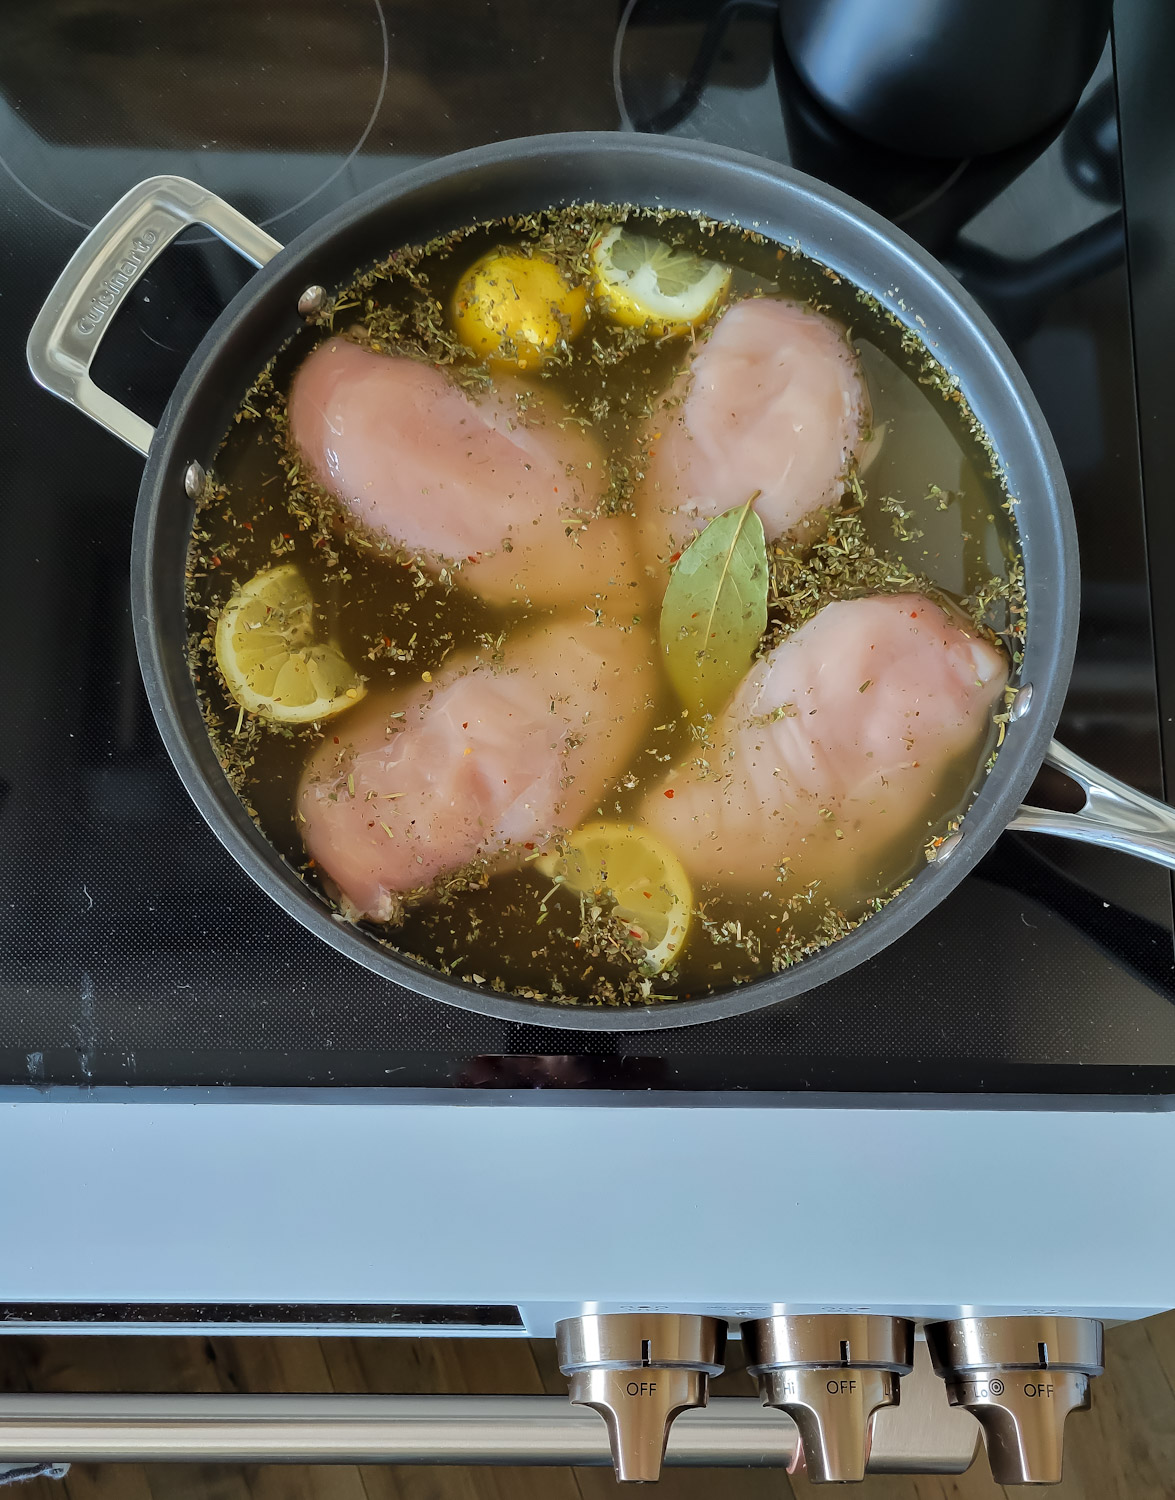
[289,339,644,610]
[642,593,1008,895]
[636,298,869,568]
[299,614,655,921]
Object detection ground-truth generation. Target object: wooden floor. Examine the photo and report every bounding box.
[3,1314,1175,1498]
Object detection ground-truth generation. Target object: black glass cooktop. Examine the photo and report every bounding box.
[3,0,1174,1095]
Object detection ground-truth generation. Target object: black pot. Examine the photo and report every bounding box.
[27,133,1175,1032]
[778,0,1113,159]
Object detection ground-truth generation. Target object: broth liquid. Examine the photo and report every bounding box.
[188,208,1022,1006]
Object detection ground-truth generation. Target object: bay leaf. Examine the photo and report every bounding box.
[659,495,769,717]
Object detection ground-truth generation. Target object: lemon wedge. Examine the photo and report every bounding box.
[451,248,588,370]
[214,563,366,724]
[589,226,731,337]
[537,820,692,974]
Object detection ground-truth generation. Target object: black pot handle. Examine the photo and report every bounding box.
[26,175,282,456]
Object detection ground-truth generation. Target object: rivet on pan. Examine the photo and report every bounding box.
[932,831,963,863]
[297,284,326,317]
[1010,683,1033,721]
[183,461,206,500]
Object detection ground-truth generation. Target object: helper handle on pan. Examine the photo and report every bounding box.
[26,175,282,457]
[1010,739,1175,871]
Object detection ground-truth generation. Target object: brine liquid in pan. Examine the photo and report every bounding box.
[187,206,1024,1007]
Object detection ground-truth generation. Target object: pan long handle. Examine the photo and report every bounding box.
[26,175,282,456]
[1008,739,1175,871]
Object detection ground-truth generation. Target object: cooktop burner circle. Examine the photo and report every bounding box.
[0,0,389,233]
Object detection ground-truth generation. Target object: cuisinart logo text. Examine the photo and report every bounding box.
[76,228,159,334]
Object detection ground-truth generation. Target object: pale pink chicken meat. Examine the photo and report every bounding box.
[642,593,1008,896]
[299,615,654,921]
[636,297,869,569]
[289,339,644,610]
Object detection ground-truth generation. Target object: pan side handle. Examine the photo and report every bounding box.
[1008,739,1175,871]
[26,176,282,457]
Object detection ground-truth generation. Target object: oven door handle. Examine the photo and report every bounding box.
[0,1390,977,1474]
[0,1394,789,1468]
[26,175,282,456]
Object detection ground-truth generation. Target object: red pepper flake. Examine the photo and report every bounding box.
[332,736,340,744]
[664,789,675,799]
[209,555,221,567]
[242,521,252,531]
[462,722,469,729]
[524,841,535,851]
[669,551,682,564]
[383,636,391,647]
[910,610,919,618]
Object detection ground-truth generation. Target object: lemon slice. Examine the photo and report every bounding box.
[589,226,731,337]
[214,563,366,724]
[451,248,589,370]
[537,820,692,974]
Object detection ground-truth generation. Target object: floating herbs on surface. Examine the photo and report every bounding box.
[185,202,1024,1009]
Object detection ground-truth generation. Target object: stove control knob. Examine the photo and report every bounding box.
[555,1313,726,1482]
[742,1315,914,1482]
[925,1316,1104,1484]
